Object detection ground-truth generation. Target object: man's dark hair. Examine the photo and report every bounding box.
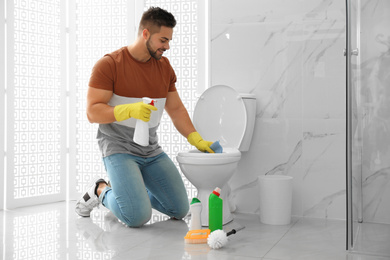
[139,7,176,35]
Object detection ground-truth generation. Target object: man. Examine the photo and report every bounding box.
[75,7,214,227]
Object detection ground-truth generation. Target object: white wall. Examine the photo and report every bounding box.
[211,0,347,219]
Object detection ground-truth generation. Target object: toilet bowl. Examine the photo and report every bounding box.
[177,85,256,226]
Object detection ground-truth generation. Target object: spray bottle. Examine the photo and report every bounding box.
[208,187,223,232]
[189,198,202,230]
[133,97,155,146]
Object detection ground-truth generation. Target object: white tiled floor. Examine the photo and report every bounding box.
[0,201,389,260]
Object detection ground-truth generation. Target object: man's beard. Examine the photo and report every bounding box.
[146,39,164,60]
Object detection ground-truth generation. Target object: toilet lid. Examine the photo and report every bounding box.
[193,85,247,149]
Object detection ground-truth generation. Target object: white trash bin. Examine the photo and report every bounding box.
[258,175,293,225]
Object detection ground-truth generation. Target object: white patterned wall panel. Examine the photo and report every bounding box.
[1,0,5,210]
[145,0,198,199]
[74,0,130,193]
[9,0,63,204]
[74,0,199,200]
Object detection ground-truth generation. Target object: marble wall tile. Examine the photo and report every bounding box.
[301,119,346,218]
[228,118,303,215]
[212,0,347,219]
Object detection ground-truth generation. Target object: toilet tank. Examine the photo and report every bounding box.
[239,94,256,152]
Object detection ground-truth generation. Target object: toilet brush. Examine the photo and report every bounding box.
[207,226,245,249]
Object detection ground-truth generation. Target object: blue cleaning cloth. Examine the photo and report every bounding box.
[206,141,223,153]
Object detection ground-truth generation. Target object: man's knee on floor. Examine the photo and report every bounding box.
[172,201,189,220]
[122,207,152,228]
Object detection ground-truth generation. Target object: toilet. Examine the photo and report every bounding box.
[177,85,256,226]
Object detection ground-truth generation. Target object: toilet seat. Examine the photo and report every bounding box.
[193,85,247,149]
[177,147,240,158]
[177,147,241,165]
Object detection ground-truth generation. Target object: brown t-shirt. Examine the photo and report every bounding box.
[89,46,177,157]
[89,46,177,97]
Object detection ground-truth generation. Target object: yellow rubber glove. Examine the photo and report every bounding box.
[187,132,214,153]
[114,102,158,122]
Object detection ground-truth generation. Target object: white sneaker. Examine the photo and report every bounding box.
[75,178,107,217]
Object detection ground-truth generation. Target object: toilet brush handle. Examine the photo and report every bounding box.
[226,229,236,236]
[226,226,245,236]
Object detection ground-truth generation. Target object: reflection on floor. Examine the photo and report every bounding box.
[0,201,388,260]
[351,222,390,257]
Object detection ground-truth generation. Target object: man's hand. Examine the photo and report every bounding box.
[187,132,214,153]
[114,102,157,122]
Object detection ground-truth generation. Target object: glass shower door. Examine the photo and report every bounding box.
[347,0,390,257]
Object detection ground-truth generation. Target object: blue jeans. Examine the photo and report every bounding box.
[100,152,189,227]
